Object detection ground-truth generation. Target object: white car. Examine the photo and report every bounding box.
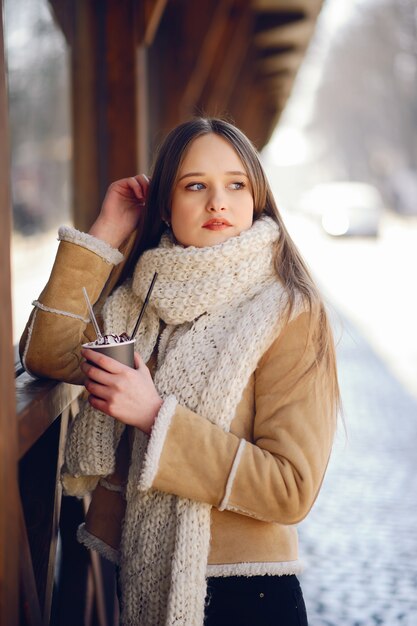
[299,182,384,236]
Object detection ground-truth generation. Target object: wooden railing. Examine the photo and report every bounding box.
[1,2,19,623]
[16,372,118,626]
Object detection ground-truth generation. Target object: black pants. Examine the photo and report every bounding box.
[204,575,308,626]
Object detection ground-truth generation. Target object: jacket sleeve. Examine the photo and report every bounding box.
[137,311,337,525]
[19,227,124,384]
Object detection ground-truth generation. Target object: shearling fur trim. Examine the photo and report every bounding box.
[99,477,124,493]
[21,308,38,376]
[58,225,124,265]
[32,300,90,324]
[77,523,120,564]
[61,472,100,498]
[224,502,271,522]
[218,438,246,511]
[137,395,178,491]
[206,560,304,578]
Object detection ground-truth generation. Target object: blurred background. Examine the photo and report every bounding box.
[262,0,417,401]
[260,2,417,625]
[3,0,417,624]
[5,0,71,343]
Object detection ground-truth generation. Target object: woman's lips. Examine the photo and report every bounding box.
[202,219,232,230]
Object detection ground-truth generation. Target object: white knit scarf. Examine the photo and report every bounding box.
[65,216,301,626]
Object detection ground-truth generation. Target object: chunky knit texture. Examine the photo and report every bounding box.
[64,217,304,626]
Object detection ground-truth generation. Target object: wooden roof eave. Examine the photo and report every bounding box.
[247,0,323,140]
[251,0,322,18]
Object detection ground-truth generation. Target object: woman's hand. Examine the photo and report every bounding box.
[89,174,150,248]
[80,348,163,435]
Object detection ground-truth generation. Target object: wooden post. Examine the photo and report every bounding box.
[136,46,150,173]
[70,0,138,232]
[0,1,19,624]
[70,0,100,233]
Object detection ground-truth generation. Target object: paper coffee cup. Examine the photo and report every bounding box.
[82,338,136,368]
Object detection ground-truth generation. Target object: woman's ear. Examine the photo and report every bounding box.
[162,208,171,226]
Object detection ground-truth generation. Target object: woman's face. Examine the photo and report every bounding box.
[170,133,254,248]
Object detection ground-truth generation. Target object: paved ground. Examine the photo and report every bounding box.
[298,317,417,626]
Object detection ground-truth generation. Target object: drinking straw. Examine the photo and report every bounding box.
[82,286,103,341]
[130,272,158,340]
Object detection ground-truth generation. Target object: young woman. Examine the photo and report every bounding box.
[20,118,339,626]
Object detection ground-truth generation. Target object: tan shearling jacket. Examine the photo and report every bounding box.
[20,234,336,575]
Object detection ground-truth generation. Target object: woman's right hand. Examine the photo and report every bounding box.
[88,174,150,248]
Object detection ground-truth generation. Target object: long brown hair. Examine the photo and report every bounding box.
[134,117,340,414]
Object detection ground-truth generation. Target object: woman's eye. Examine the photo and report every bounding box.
[229,182,245,190]
[186,182,205,191]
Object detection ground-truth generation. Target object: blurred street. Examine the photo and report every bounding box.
[287,213,417,625]
[299,317,417,626]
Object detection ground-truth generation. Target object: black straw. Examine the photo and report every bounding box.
[130,272,158,340]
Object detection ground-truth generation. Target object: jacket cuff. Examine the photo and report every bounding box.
[217,438,247,511]
[61,472,100,498]
[58,225,124,265]
[77,523,120,565]
[137,395,178,492]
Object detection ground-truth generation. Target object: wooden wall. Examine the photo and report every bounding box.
[0,2,19,624]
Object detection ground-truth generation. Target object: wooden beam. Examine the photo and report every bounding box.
[240,90,268,147]
[254,18,316,49]
[258,77,293,98]
[71,0,100,232]
[147,0,221,139]
[19,417,62,621]
[200,2,254,117]
[258,49,304,73]
[136,46,150,172]
[226,45,279,147]
[136,0,168,46]
[18,501,43,626]
[226,46,259,141]
[252,0,322,17]
[100,1,137,186]
[180,0,234,117]
[0,2,19,624]
[42,408,69,624]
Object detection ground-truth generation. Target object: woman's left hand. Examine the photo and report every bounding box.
[80,348,163,434]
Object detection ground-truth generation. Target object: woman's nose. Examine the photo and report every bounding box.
[206,189,226,212]
[207,205,225,212]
